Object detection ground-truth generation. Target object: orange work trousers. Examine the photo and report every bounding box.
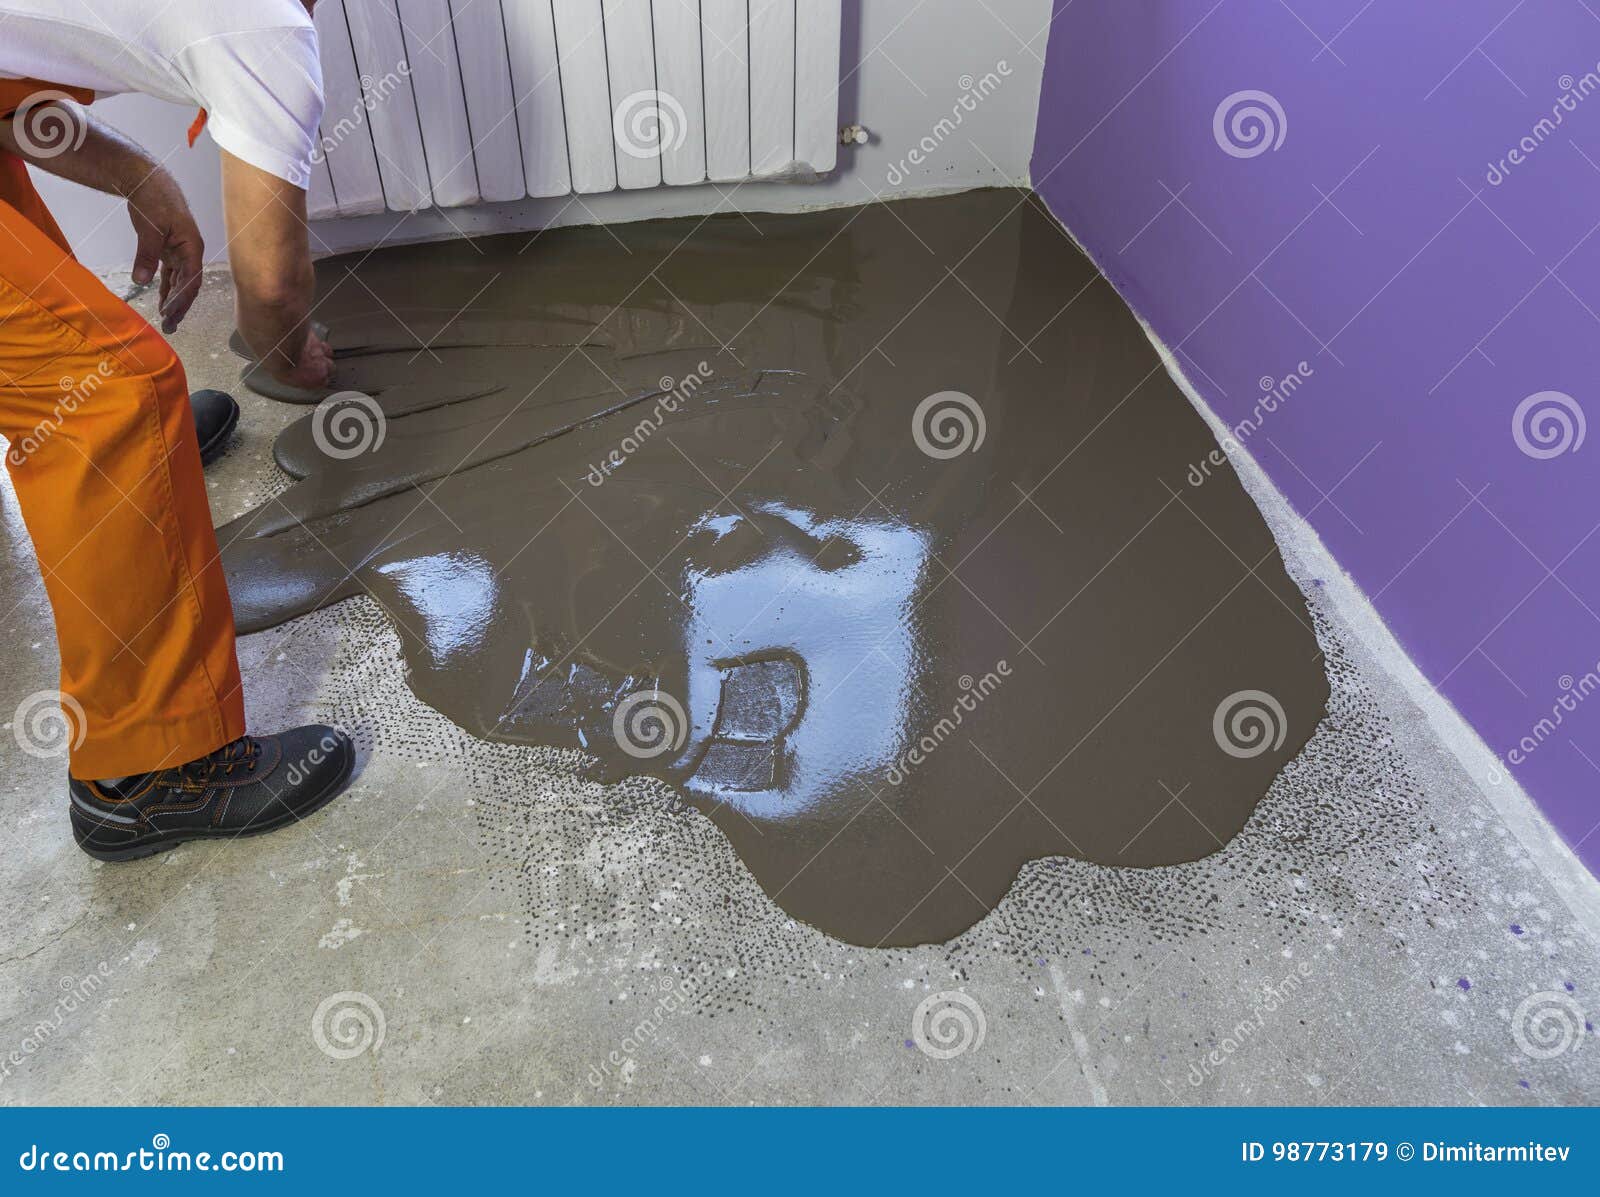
[1,80,244,778]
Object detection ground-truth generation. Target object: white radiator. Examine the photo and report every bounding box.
[307,0,843,218]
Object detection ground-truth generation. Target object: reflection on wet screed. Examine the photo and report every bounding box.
[220,190,1329,947]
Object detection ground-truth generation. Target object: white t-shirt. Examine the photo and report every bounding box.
[0,0,323,188]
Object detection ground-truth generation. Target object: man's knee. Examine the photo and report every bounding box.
[113,319,186,390]
[100,325,192,442]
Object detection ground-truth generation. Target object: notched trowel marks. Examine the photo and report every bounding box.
[220,190,1330,947]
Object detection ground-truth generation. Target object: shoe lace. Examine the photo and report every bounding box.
[187,736,261,781]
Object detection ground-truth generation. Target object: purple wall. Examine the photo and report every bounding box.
[1031,0,1600,872]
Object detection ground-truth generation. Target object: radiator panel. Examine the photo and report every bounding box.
[701,0,752,183]
[311,0,842,217]
[343,0,433,211]
[794,1,842,177]
[400,0,480,208]
[603,0,663,191]
[652,0,708,187]
[553,0,620,195]
[503,0,573,198]
[451,0,526,203]
[310,1,388,219]
[747,0,796,177]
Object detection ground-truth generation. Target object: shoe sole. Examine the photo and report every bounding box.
[77,748,356,862]
[197,401,240,466]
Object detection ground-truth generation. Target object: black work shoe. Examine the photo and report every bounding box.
[191,388,240,465]
[68,725,354,861]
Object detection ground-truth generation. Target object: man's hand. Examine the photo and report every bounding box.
[284,325,334,390]
[1,99,206,332]
[126,168,203,333]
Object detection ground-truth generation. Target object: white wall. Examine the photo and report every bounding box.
[35,0,1052,270]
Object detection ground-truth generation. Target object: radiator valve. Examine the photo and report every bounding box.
[839,124,870,146]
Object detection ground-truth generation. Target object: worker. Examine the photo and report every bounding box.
[1,0,355,859]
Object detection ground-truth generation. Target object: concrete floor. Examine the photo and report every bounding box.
[1,266,1597,1107]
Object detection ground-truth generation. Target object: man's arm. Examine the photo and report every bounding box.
[219,150,331,388]
[0,98,203,332]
